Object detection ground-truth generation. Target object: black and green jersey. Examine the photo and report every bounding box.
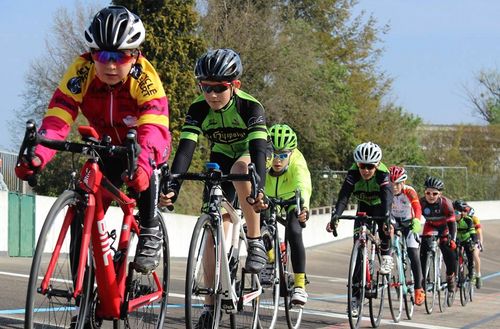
[171,89,268,189]
[333,162,392,216]
[456,215,476,242]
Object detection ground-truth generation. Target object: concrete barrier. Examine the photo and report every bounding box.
[0,191,498,257]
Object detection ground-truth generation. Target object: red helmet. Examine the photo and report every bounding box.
[389,165,408,183]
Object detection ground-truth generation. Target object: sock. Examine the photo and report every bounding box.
[294,273,306,289]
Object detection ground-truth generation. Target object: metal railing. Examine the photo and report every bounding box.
[0,150,32,194]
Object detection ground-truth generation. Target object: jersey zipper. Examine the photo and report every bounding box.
[110,90,122,144]
[218,111,237,157]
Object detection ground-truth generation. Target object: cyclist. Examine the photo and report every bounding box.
[419,177,457,293]
[389,166,425,306]
[15,6,171,276]
[455,200,483,288]
[326,141,393,316]
[452,200,478,283]
[159,48,268,327]
[263,123,312,305]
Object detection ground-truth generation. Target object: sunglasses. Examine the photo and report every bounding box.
[199,82,232,94]
[357,163,376,170]
[91,49,136,65]
[425,191,440,196]
[273,152,290,160]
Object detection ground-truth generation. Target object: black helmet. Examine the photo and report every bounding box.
[453,199,467,211]
[84,6,145,51]
[195,48,243,81]
[424,176,444,191]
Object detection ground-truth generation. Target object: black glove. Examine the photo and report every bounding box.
[330,213,340,236]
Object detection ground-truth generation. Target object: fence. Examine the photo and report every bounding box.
[0,151,32,194]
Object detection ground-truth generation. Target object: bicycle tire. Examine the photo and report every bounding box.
[125,210,170,328]
[368,243,385,328]
[185,214,224,329]
[402,247,414,320]
[232,228,260,329]
[424,253,436,314]
[256,227,281,329]
[387,243,403,323]
[347,239,365,329]
[25,190,93,329]
[282,240,303,329]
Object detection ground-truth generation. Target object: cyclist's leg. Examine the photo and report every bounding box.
[373,208,392,274]
[465,241,475,279]
[285,211,308,304]
[231,155,267,273]
[406,227,424,304]
[438,229,457,291]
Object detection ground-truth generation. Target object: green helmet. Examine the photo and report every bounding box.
[269,124,297,151]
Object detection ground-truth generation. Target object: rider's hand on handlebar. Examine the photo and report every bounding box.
[249,191,268,213]
[298,207,309,223]
[159,190,177,208]
[326,213,339,234]
[15,155,42,181]
[123,166,150,192]
[448,239,457,251]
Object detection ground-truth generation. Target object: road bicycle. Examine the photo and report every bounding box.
[258,190,305,329]
[387,222,415,323]
[456,239,475,306]
[422,234,453,314]
[19,120,169,329]
[163,162,261,329]
[336,213,388,329]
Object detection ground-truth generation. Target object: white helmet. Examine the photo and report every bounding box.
[353,142,382,164]
[84,6,145,50]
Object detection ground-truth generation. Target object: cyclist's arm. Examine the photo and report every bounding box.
[333,170,355,215]
[132,57,171,177]
[289,150,312,209]
[377,171,392,217]
[240,98,267,190]
[404,185,423,220]
[472,215,483,243]
[443,197,457,240]
[36,57,88,166]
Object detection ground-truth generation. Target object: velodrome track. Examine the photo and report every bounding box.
[1,220,499,329]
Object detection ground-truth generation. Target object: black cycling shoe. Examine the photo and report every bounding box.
[133,226,163,274]
[195,309,213,329]
[245,239,267,274]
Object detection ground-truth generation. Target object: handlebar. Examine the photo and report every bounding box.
[265,189,305,227]
[16,120,139,186]
[330,212,387,238]
[161,162,261,210]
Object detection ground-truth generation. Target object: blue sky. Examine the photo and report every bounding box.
[1,1,499,151]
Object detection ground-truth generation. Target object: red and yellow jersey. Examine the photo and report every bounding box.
[36,53,171,176]
[391,184,422,221]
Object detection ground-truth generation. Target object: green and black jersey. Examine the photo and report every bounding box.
[171,90,268,189]
[333,162,392,216]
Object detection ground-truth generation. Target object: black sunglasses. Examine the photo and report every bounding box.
[358,163,376,170]
[425,191,440,196]
[199,82,231,94]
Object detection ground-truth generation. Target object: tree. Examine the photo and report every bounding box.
[465,69,500,124]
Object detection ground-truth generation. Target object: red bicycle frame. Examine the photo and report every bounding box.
[38,158,164,318]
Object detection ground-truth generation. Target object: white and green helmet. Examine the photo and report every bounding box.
[269,124,297,151]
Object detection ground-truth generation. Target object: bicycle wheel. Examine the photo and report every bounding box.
[387,248,402,323]
[25,190,93,329]
[368,247,386,328]
[186,214,228,329]
[424,253,436,314]
[257,228,281,329]
[232,225,260,329]
[347,240,365,329]
[282,241,303,329]
[126,211,170,328]
[402,251,414,320]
